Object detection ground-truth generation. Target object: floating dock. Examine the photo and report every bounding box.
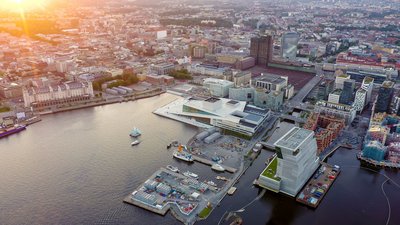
[296,162,340,208]
[192,155,237,173]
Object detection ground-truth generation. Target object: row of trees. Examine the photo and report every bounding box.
[92,71,139,91]
[168,69,193,80]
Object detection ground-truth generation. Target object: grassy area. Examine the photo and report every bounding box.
[0,106,11,113]
[261,156,280,181]
[198,206,212,219]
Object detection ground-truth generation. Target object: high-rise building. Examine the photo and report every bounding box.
[328,89,341,104]
[334,70,351,89]
[375,80,394,113]
[353,88,367,112]
[361,76,374,103]
[281,32,300,59]
[317,79,334,101]
[339,79,355,105]
[250,35,273,66]
[258,127,319,196]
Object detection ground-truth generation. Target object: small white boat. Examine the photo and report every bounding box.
[173,150,194,162]
[206,180,217,187]
[131,140,140,146]
[183,171,198,179]
[166,165,179,173]
[211,163,225,172]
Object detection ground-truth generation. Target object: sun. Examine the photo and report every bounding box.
[1,0,48,12]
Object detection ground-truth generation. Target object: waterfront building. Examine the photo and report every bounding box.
[158,97,270,137]
[375,80,394,113]
[281,32,300,59]
[250,35,273,66]
[203,78,235,98]
[314,100,356,125]
[303,113,345,153]
[362,141,387,161]
[22,81,94,108]
[258,127,319,196]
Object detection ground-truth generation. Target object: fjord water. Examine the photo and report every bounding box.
[1,93,399,225]
[0,94,199,225]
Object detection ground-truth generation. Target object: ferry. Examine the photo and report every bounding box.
[129,127,142,137]
[211,164,225,172]
[166,165,179,173]
[0,125,26,139]
[183,171,199,179]
[131,140,140,146]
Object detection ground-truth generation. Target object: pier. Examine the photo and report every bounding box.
[192,155,237,173]
[296,163,340,208]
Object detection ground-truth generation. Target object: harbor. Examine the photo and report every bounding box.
[295,163,341,208]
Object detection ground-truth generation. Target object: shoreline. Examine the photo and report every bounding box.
[35,88,165,115]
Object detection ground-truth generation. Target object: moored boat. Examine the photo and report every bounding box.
[211,163,225,172]
[172,150,194,162]
[166,165,179,173]
[131,140,140,146]
[0,125,26,139]
[206,180,217,187]
[183,171,198,179]
[129,127,142,137]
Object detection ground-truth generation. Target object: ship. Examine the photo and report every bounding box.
[129,127,141,137]
[172,145,193,162]
[183,171,198,179]
[0,125,26,139]
[173,150,194,162]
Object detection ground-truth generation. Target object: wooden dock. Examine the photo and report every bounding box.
[192,155,237,173]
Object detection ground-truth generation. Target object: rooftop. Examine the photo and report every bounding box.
[204,97,221,103]
[256,73,287,85]
[275,127,313,151]
[363,76,374,84]
[261,156,280,181]
[382,80,394,88]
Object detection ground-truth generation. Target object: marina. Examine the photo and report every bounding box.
[123,167,211,221]
[295,163,340,208]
